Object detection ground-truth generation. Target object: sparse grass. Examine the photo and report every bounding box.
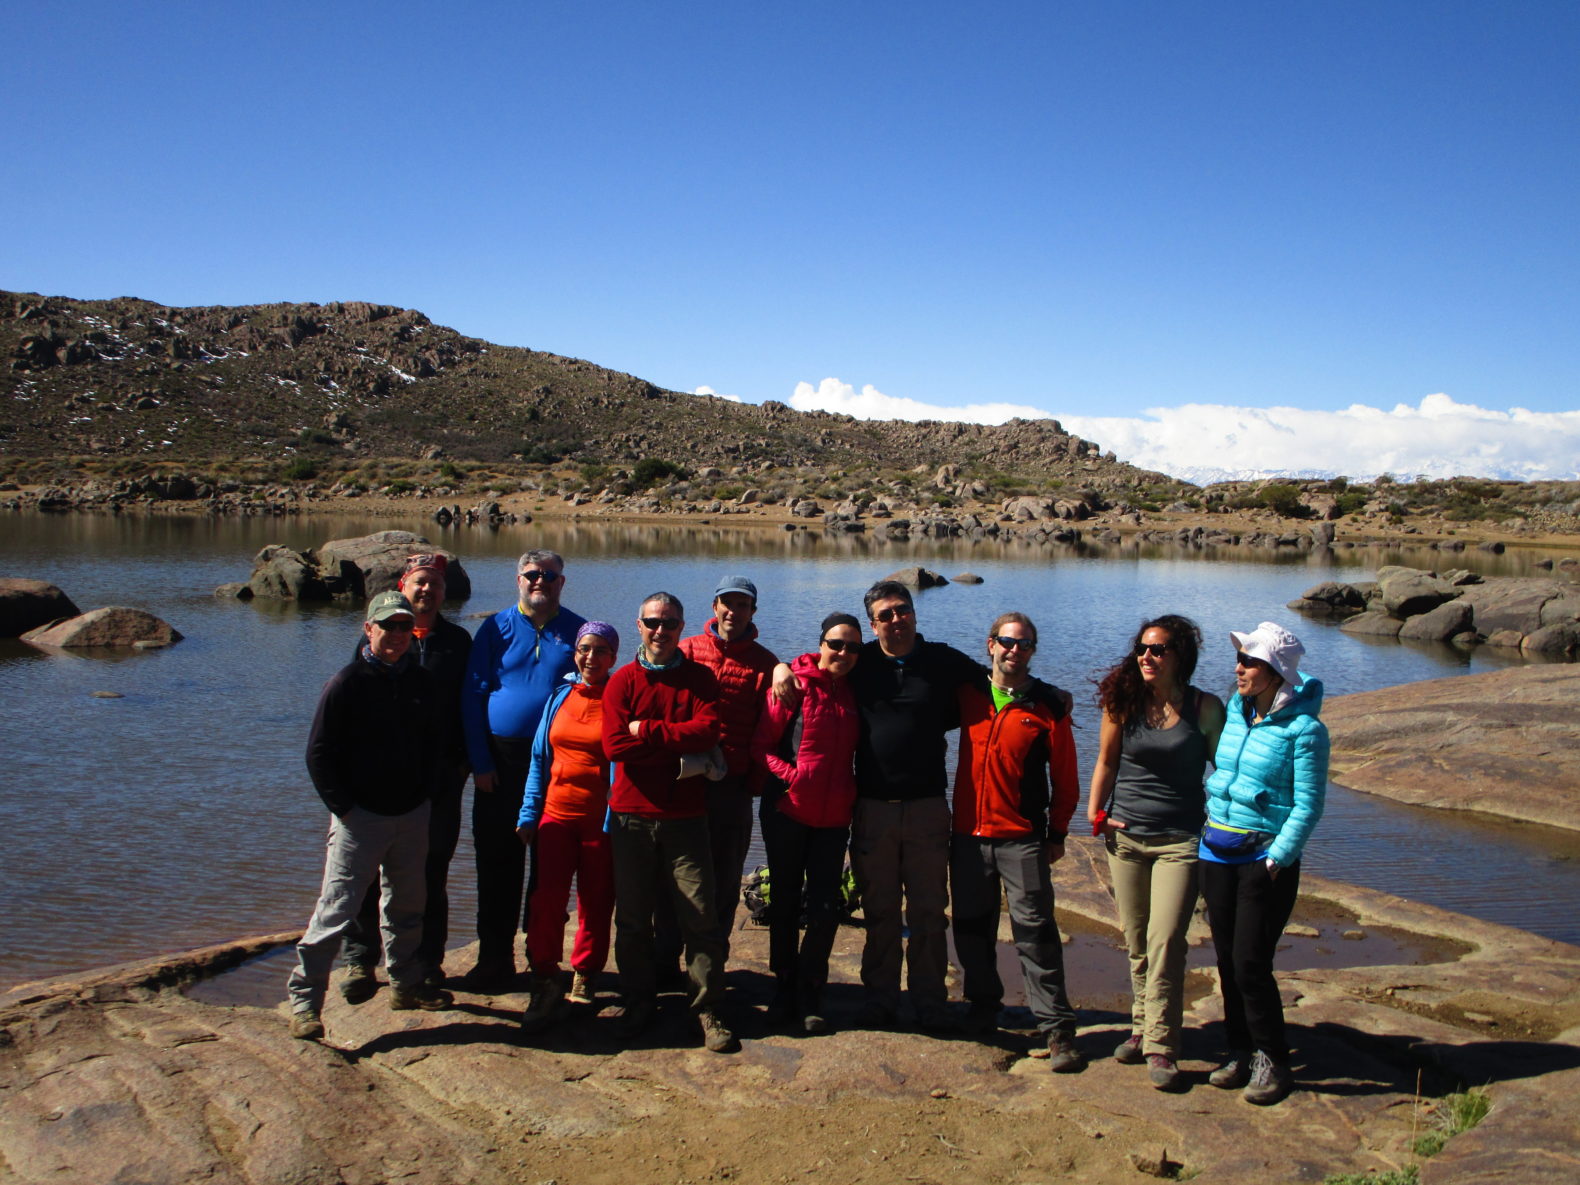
[1323,1168,1417,1185]
[1412,1088,1490,1157]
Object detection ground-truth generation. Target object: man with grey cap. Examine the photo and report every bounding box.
[674,573,779,961]
[286,590,454,1041]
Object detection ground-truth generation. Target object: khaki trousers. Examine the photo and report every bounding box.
[1105,830,1199,1058]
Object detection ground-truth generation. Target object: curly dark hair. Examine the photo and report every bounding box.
[1095,614,1202,731]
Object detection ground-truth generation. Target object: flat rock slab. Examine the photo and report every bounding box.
[4,865,1578,1185]
[1325,665,1580,830]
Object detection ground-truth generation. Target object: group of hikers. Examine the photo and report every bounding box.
[286,548,1329,1106]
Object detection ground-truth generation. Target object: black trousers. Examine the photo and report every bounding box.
[344,761,468,973]
[471,735,535,963]
[1199,857,1301,1063]
[760,796,849,1006]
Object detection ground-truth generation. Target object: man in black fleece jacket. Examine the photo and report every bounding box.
[284,591,452,1041]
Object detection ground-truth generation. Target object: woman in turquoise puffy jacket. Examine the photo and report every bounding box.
[1199,621,1327,1107]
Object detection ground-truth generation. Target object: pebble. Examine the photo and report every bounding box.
[91,691,124,699]
[1341,929,1367,941]
[1286,924,1320,938]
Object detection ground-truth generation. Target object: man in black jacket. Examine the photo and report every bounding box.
[341,554,473,1000]
[285,591,453,1041]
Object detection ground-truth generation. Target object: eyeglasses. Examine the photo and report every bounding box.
[821,638,859,653]
[992,635,1036,651]
[1133,642,1174,658]
[640,617,681,632]
[575,644,613,657]
[519,569,562,584]
[375,618,415,632]
[872,605,914,624]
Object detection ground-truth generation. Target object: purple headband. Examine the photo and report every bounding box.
[577,620,620,653]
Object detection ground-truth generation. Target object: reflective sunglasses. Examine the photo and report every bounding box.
[518,569,562,583]
[821,637,859,653]
[992,635,1036,651]
[1133,642,1174,658]
[640,617,681,631]
[872,605,914,624]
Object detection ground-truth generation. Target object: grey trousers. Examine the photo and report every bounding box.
[287,802,431,1013]
[950,834,1076,1037]
[851,796,951,1016]
[655,775,754,965]
[610,812,724,1012]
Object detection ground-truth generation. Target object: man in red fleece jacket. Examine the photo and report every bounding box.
[602,591,737,1053]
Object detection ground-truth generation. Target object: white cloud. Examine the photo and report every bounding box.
[789,377,1048,425]
[693,385,742,402]
[786,378,1580,482]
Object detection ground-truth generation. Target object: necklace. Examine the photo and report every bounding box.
[1143,687,1183,728]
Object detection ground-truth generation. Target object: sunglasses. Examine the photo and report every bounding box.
[519,569,562,584]
[821,637,859,653]
[1133,642,1174,658]
[992,635,1036,651]
[575,644,613,657]
[374,618,415,632]
[872,605,914,624]
[1235,652,1270,670]
[640,617,681,632]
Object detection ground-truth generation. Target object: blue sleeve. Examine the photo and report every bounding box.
[519,683,569,828]
[462,614,504,774]
[1268,719,1329,867]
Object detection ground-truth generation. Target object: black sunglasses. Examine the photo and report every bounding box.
[873,605,914,624]
[992,635,1036,651]
[374,618,415,632]
[640,617,681,631]
[821,637,859,653]
[1134,642,1174,658]
[519,569,562,583]
[1235,651,1269,670]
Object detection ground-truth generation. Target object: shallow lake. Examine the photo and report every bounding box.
[3,510,1578,988]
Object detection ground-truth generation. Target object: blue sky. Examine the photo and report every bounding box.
[4,2,1577,479]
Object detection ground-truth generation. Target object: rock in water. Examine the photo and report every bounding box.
[0,578,81,638]
[882,566,948,590]
[21,607,182,649]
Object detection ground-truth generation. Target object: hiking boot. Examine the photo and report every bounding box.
[698,1009,740,1053]
[455,957,516,994]
[802,1010,829,1035]
[765,984,797,1027]
[1209,1051,1253,1090]
[1242,1051,1293,1106]
[1047,1033,1086,1074]
[963,1002,1002,1037]
[566,972,594,1005]
[289,1009,324,1040]
[614,996,655,1039]
[1148,1054,1183,1091]
[390,984,455,1012]
[519,975,564,1033]
[340,963,378,1005]
[1113,1033,1144,1064]
[854,999,896,1030]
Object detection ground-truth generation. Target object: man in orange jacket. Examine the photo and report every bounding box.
[950,611,1083,1071]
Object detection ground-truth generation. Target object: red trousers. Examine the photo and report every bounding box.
[525,812,614,976]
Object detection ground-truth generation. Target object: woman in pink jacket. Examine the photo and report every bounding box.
[750,612,862,1034]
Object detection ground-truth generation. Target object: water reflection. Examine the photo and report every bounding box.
[1,511,1574,989]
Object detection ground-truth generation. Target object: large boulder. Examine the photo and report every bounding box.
[246,545,343,601]
[1376,566,1459,618]
[1339,610,1404,638]
[1287,581,1366,617]
[882,566,948,590]
[316,531,471,600]
[1398,599,1474,642]
[1457,578,1572,635]
[1521,622,1580,660]
[21,606,182,649]
[0,578,81,638]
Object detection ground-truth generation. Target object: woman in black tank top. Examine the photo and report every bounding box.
[1088,615,1225,1091]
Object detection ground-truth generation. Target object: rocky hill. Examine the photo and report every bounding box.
[0,289,1167,493]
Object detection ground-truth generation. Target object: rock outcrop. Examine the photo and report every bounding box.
[1325,664,1580,830]
[0,578,80,637]
[239,532,469,603]
[20,606,182,649]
